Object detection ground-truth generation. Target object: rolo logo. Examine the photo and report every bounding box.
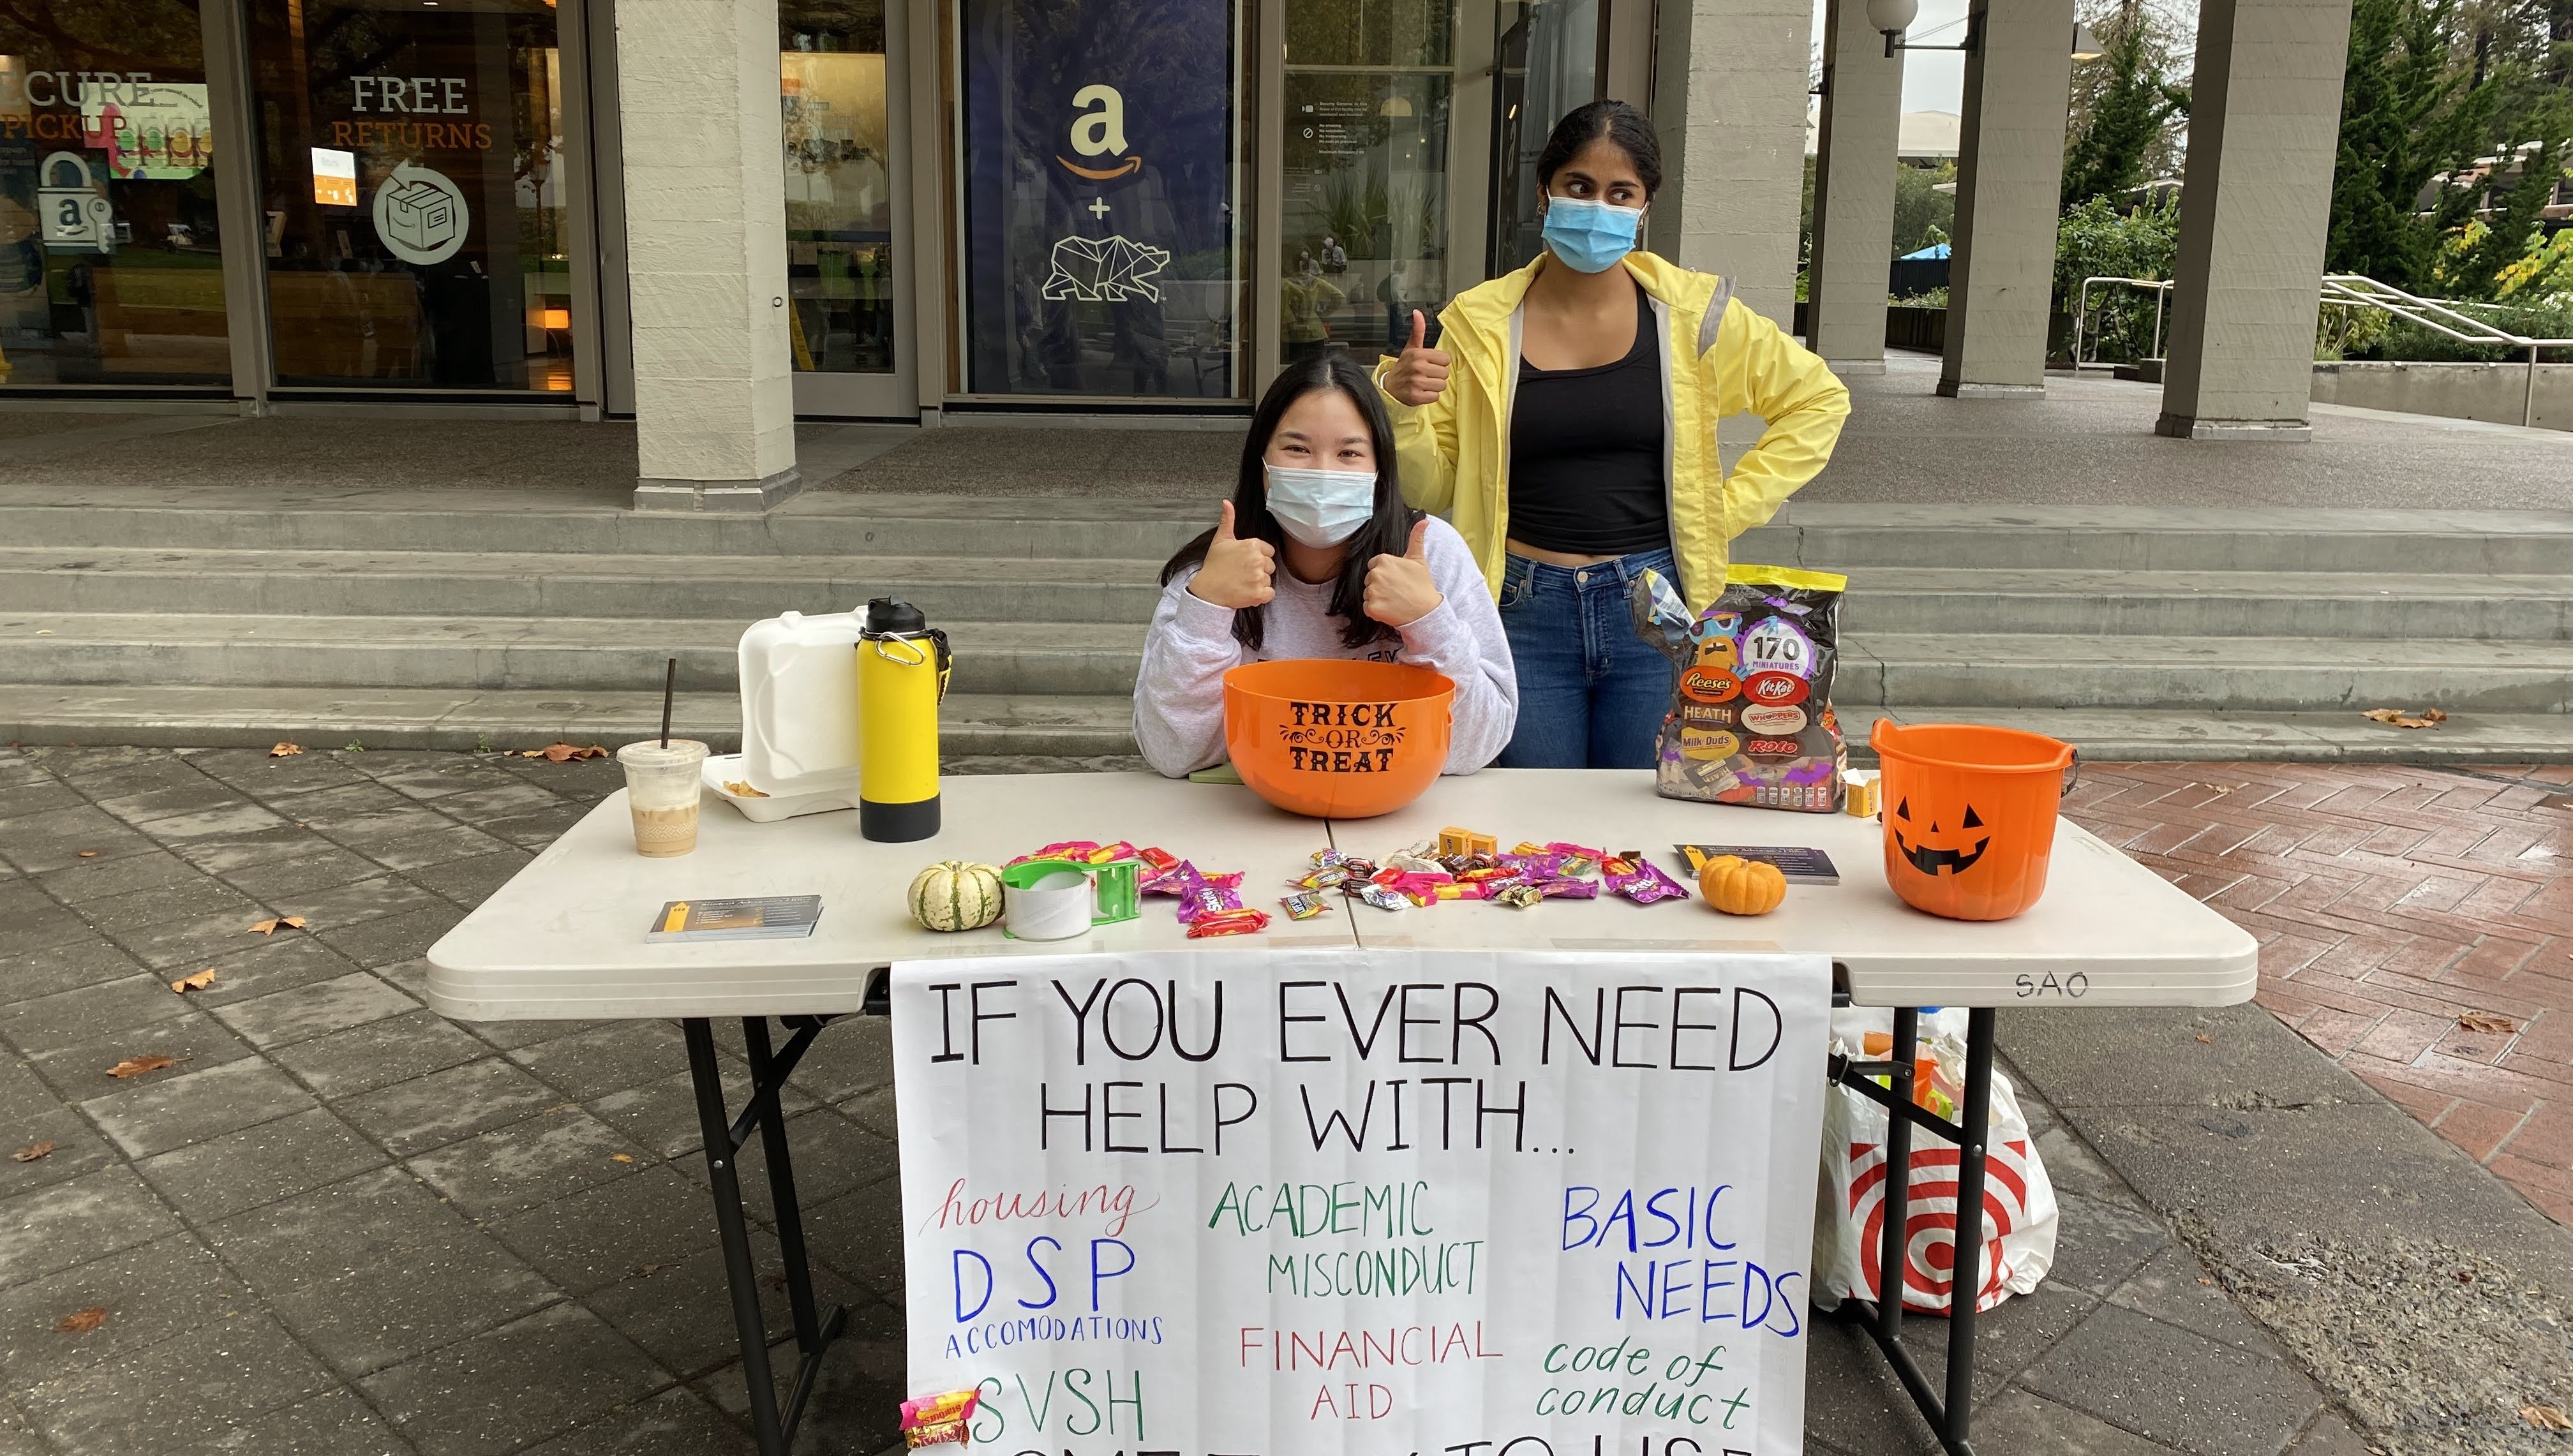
[1058,84,1139,181]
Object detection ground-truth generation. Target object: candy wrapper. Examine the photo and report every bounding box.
[901,1390,978,1448]
[1187,907,1269,938]
[1352,883,1411,912]
[1535,879,1600,900]
[1280,891,1330,921]
[1138,846,1180,873]
[1180,883,1244,923]
[1140,860,1199,896]
[1630,564,1847,813]
[1607,858,1691,904]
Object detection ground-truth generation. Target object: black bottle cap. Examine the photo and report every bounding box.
[864,597,927,635]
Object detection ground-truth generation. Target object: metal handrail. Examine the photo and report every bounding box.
[2070,276,2171,369]
[2320,274,2572,428]
[2071,272,2569,426]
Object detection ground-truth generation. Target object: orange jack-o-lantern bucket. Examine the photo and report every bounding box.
[1869,720,2079,921]
[1223,658,1454,819]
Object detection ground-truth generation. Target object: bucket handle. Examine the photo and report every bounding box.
[2061,748,2081,801]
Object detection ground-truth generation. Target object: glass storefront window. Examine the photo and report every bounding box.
[0,3,230,386]
[783,0,895,376]
[1488,0,1597,275]
[246,0,570,390]
[957,0,1241,398]
[1281,0,1452,364]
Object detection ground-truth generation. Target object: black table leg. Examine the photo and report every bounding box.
[1830,1004,2001,1456]
[685,1015,851,1456]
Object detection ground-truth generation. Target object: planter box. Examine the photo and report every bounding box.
[2312,359,2572,433]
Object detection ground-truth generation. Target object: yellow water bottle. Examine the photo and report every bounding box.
[856,597,949,842]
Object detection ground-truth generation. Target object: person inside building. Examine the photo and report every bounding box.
[1376,99,1850,769]
[1133,352,1518,777]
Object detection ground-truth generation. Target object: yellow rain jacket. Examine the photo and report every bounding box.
[1374,251,1851,613]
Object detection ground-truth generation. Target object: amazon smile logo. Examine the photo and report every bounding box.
[1057,83,1142,181]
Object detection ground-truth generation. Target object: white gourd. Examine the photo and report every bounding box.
[909,861,1003,932]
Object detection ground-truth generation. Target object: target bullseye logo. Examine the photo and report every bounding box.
[1846,1138,2037,1312]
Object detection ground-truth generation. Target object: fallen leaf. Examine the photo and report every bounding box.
[530,742,609,762]
[11,1141,56,1163]
[269,741,303,757]
[169,969,216,994]
[105,1054,183,1079]
[56,1308,107,1333]
[2524,1406,2573,1432]
[2458,1011,2518,1036]
[246,916,308,935]
[2360,707,2449,729]
[2195,1033,2212,1043]
[609,1152,635,1164]
[76,850,99,859]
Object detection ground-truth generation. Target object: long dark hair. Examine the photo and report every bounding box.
[1535,99,1664,198]
[1160,352,1419,652]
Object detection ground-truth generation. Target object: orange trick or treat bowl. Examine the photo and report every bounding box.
[1869,720,2078,922]
[1221,658,1455,819]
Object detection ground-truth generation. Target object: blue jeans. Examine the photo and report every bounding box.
[1496,547,1678,769]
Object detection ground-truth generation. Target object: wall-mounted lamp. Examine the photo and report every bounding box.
[1866,1,2108,62]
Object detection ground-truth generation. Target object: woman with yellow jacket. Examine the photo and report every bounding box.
[1377,100,1851,768]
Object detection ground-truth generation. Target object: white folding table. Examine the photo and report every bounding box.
[428,769,2256,1456]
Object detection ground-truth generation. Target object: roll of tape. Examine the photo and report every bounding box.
[1006,869,1094,941]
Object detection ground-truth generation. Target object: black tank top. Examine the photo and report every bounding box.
[1507,283,1669,556]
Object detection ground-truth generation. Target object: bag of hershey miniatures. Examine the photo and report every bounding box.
[1627,564,1847,813]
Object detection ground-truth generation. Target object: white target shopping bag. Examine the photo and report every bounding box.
[1816,1008,2057,1316]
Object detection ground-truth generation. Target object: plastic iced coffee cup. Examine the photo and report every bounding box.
[618,739,708,857]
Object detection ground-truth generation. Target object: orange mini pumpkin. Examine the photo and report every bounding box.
[1699,854,1787,916]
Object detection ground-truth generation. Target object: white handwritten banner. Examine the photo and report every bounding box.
[893,950,1831,1456]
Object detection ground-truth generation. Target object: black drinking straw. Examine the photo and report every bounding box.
[659,658,676,749]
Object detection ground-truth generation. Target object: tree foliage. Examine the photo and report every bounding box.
[2326,0,2496,288]
[2061,4,2190,207]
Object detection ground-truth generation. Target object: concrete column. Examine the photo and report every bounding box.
[1646,0,1813,327]
[1806,0,1904,374]
[619,0,800,510]
[1939,0,2074,397]
[2155,0,2354,440]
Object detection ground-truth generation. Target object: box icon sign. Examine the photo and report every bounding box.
[371,161,469,265]
[36,152,114,253]
[311,147,359,207]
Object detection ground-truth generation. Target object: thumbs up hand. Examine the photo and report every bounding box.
[1382,310,1451,408]
[1188,500,1277,610]
[1364,518,1443,628]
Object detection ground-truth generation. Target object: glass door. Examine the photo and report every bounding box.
[1487,0,1597,275]
[783,0,914,418]
[0,3,232,388]
[244,0,573,392]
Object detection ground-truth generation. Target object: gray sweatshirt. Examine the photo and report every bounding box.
[1133,516,1519,778]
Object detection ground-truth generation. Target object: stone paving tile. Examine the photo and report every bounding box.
[2069,762,2573,1226]
[2020,1302,2323,1456]
[0,746,2383,1455]
[15,1307,338,1456]
[355,1302,671,1456]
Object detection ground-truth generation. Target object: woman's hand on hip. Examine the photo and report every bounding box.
[1187,501,1276,609]
[1382,310,1451,408]
[1364,521,1444,628]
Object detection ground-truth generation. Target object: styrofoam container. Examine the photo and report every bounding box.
[736,609,866,798]
[703,753,858,823]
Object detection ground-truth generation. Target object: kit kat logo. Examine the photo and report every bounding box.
[1057,84,1140,180]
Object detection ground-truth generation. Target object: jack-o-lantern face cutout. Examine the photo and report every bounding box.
[1891,797,1988,877]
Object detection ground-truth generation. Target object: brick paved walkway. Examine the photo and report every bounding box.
[2064,761,2573,1227]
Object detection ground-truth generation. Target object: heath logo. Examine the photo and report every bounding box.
[1278,701,1406,773]
[1057,84,1139,181]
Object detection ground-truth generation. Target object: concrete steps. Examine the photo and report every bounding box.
[1,493,2565,762]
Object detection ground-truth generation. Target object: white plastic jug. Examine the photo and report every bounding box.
[736,609,867,795]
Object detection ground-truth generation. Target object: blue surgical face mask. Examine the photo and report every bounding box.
[1542,197,1644,273]
[1264,463,1378,548]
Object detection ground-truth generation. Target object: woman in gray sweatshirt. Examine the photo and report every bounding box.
[1134,353,1519,778]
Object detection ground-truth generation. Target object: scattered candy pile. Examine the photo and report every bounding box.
[900,1390,978,1448]
[1007,840,1271,939]
[1283,825,1691,916]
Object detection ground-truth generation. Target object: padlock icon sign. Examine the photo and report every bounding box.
[36,151,114,253]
